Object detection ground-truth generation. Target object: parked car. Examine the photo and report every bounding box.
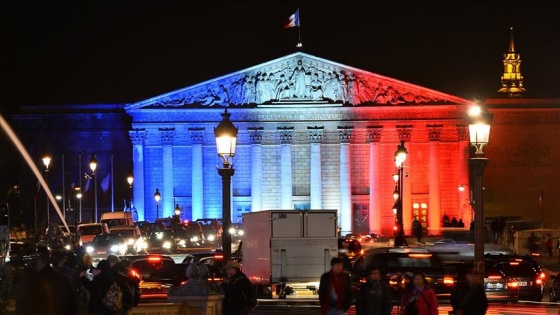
[86,233,128,261]
[351,247,456,300]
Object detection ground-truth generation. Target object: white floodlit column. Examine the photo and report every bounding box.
[308,126,324,209]
[428,125,442,233]
[190,128,205,220]
[160,128,175,218]
[367,126,383,234]
[338,126,354,235]
[129,129,146,221]
[278,127,294,209]
[249,128,264,212]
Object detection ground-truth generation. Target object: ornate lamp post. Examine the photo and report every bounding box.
[154,188,161,219]
[75,188,82,230]
[127,176,134,211]
[42,155,51,227]
[468,105,493,279]
[174,204,181,224]
[214,109,238,262]
[393,140,408,247]
[89,154,98,222]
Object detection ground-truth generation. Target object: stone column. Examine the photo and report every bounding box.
[159,128,175,218]
[190,127,205,220]
[278,127,294,209]
[338,126,354,235]
[397,126,412,234]
[367,126,383,234]
[129,129,146,221]
[308,126,324,209]
[428,124,443,234]
[249,127,264,212]
[457,125,471,227]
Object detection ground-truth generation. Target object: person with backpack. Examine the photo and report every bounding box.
[220,260,255,315]
[107,255,137,313]
[400,272,438,315]
[318,257,352,315]
[80,259,123,315]
[355,266,392,315]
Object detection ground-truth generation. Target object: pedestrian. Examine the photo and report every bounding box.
[80,259,121,315]
[318,257,352,315]
[450,268,488,315]
[545,233,554,257]
[107,255,136,313]
[356,266,392,315]
[221,260,255,315]
[412,217,422,243]
[400,272,438,315]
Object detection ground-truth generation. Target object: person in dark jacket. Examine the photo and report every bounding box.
[318,257,352,315]
[107,255,136,313]
[221,260,254,315]
[450,268,488,315]
[356,266,392,315]
[80,259,118,315]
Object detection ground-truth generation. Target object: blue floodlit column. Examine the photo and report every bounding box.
[308,126,324,209]
[338,127,354,235]
[129,129,146,221]
[160,128,175,218]
[249,128,264,212]
[278,127,294,209]
[190,128,205,220]
[367,126,383,234]
[428,125,442,234]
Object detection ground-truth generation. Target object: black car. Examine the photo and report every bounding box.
[125,254,187,300]
[181,222,205,247]
[493,260,543,301]
[351,247,456,300]
[145,230,177,253]
[450,260,518,303]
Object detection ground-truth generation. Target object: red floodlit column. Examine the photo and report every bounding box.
[428,125,442,234]
[367,126,383,234]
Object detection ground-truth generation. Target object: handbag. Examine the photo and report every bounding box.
[102,281,123,311]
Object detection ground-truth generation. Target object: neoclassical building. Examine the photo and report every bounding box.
[125,52,475,235]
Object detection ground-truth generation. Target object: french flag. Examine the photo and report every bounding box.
[284,9,300,28]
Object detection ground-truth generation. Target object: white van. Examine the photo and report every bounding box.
[78,223,110,244]
[100,211,134,228]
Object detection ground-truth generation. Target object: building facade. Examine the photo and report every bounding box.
[126,52,474,235]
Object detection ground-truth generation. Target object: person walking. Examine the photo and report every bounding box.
[80,259,121,315]
[356,266,392,315]
[400,272,438,315]
[318,257,352,315]
[450,268,488,315]
[221,260,255,315]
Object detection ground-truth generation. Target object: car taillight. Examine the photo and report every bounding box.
[488,275,502,280]
[539,272,545,279]
[443,276,454,285]
[129,268,141,280]
[389,279,398,285]
[359,277,367,284]
[507,281,519,288]
[536,278,543,285]
[180,280,188,286]
[214,254,224,260]
[148,256,161,262]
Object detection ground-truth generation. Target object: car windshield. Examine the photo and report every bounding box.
[495,262,537,277]
[111,229,135,239]
[149,231,173,241]
[79,225,102,236]
[185,225,200,233]
[92,234,123,245]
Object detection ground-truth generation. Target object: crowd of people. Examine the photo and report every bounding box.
[317,257,488,315]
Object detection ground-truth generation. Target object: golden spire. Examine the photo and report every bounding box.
[509,27,515,53]
[498,26,526,97]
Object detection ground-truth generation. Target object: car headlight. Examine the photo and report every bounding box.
[163,241,172,249]
[179,239,186,246]
[229,227,235,234]
[238,230,244,236]
[86,246,94,253]
[65,244,71,250]
[110,245,119,252]
[127,238,135,245]
[190,236,199,242]
[207,234,215,242]
[120,244,127,252]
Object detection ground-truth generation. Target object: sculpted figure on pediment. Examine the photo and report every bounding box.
[276,73,292,100]
[290,59,310,98]
[310,73,323,100]
[241,75,257,104]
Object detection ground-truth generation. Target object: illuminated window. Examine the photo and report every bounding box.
[412,202,428,228]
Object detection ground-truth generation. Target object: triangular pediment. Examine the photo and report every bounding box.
[126,52,469,110]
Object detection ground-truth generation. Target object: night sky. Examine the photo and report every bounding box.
[1,1,560,189]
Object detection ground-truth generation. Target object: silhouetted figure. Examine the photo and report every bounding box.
[412,217,423,243]
[458,219,465,228]
[442,214,450,227]
[450,217,459,227]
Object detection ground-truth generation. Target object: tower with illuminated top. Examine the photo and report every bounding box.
[498,27,526,98]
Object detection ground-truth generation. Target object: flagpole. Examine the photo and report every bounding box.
[111,154,114,212]
[78,154,82,223]
[297,9,302,48]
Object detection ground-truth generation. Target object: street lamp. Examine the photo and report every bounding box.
[127,176,134,211]
[89,154,98,223]
[393,140,408,247]
[214,108,238,262]
[174,204,181,217]
[75,187,82,224]
[42,155,52,227]
[468,105,493,280]
[154,188,161,219]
